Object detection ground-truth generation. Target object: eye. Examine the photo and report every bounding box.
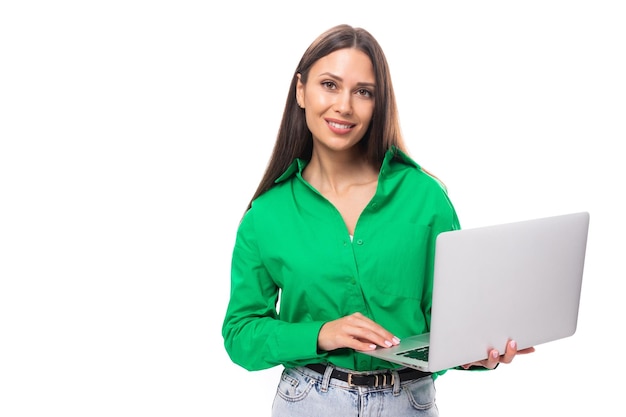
[321,80,337,90]
[356,88,374,98]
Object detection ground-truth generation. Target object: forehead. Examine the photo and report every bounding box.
[308,48,375,82]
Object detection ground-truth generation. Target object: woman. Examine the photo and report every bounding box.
[222,24,533,416]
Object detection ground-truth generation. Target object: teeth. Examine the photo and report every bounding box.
[328,121,352,129]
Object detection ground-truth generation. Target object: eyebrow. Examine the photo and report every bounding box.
[317,72,376,89]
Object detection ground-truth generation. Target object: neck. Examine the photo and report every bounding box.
[303,147,377,194]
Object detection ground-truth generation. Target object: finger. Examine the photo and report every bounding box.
[350,339,379,352]
[349,324,400,349]
[500,340,518,364]
[485,349,500,369]
[517,346,536,355]
[345,313,400,348]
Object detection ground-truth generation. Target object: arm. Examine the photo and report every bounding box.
[221,210,325,371]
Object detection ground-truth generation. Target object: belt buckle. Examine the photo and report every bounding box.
[347,373,357,387]
[347,372,394,387]
[347,373,378,387]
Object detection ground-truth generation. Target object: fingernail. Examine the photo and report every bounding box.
[491,351,499,359]
[392,336,401,344]
[384,340,393,347]
[509,340,516,349]
[369,344,377,350]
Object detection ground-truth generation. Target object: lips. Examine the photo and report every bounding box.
[328,120,354,129]
[326,119,356,134]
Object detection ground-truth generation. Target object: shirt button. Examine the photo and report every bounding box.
[356,239,363,245]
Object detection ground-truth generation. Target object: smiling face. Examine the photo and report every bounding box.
[296,48,376,154]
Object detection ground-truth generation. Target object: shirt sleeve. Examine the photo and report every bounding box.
[221,208,327,371]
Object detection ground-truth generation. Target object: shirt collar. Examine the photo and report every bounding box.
[275,158,308,183]
[382,145,420,171]
[274,146,420,184]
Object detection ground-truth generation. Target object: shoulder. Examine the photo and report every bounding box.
[383,151,459,227]
[251,179,292,210]
[386,153,449,196]
[239,179,294,231]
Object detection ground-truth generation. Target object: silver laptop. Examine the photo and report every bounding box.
[362,211,590,372]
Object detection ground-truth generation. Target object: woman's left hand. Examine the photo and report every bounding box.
[461,340,536,370]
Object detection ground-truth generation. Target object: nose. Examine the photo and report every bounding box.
[334,91,353,115]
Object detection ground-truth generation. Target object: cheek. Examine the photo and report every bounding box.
[307,92,332,109]
[357,103,375,125]
[304,111,316,129]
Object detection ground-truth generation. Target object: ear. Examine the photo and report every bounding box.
[295,73,305,108]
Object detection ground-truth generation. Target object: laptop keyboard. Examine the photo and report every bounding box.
[397,346,429,361]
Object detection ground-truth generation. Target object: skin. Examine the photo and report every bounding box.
[297,48,534,369]
[296,48,379,236]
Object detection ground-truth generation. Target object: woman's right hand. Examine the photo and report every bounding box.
[317,312,401,352]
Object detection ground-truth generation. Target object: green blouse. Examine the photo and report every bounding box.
[222,146,460,375]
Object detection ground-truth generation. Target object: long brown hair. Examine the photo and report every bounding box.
[245,24,408,211]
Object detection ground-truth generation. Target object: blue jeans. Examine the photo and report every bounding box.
[272,365,439,417]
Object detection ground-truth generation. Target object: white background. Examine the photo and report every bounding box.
[1,1,624,416]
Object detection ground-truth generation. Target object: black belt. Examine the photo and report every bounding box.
[305,363,431,387]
